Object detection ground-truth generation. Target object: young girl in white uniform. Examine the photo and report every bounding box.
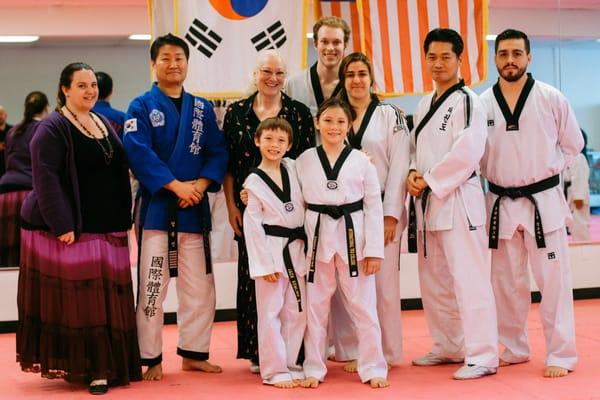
[243,118,307,388]
[297,98,388,389]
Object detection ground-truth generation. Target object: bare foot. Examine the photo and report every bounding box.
[369,377,389,388]
[143,364,163,380]
[343,360,358,373]
[327,354,337,361]
[182,358,223,373]
[544,366,569,378]
[499,358,529,367]
[274,380,297,388]
[300,377,320,388]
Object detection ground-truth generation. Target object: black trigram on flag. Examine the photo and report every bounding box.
[251,21,286,51]
[185,19,222,58]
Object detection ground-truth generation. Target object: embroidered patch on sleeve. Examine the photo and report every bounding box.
[124,118,137,133]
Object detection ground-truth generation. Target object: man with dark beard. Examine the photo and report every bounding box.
[480,29,583,378]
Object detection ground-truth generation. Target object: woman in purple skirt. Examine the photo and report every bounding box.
[0,91,48,267]
[17,62,141,395]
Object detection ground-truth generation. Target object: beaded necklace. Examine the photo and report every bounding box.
[63,105,114,165]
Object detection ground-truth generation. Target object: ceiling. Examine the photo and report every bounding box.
[0,0,600,9]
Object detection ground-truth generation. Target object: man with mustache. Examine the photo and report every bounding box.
[480,29,583,378]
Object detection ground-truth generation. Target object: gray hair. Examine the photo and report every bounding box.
[245,49,287,96]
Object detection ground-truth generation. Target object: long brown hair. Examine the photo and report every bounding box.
[56,62,94,110]
[12,91,48,138]
[337,52,379,105]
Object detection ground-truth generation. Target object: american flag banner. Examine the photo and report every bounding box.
[149,0,309,99]
[313,0,488,97]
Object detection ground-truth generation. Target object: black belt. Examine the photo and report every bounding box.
[563,180,572,200]
[306,199,363,283]
[407,171,476,257]
[263,224,307,312]
[488,174,560,249]
[167,195,212,278]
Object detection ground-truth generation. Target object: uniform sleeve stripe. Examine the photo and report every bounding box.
[459,88,472,129]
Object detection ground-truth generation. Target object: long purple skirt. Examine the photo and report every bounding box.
[0,190,29,267]
[16,229,142,385]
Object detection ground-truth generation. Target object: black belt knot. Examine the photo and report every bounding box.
[488,174,560,249]
[407,171,476,257]
[167,195,212,278]
[306,199,364,283]
[263,224,307,312]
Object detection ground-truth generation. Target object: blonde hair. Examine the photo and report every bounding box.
[245,49,287,96]
[313,16,351,46]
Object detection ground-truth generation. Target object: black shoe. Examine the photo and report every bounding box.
[89,384,108,395]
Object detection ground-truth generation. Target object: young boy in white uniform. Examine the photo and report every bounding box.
[407,28,499,380]
[480,29,583,378]
[243,118,307,388]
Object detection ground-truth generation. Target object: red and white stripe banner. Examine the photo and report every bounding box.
[314,0,488,97]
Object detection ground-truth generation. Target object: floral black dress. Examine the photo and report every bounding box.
[223,91,315,362]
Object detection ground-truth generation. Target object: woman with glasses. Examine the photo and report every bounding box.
[223,50,315,373]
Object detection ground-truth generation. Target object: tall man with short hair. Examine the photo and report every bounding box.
[407,28,499,380]
[124,33,228,381]
[285,16,350,116]
[480,29,582,378]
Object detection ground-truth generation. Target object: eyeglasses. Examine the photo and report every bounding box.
[259,69,286,79]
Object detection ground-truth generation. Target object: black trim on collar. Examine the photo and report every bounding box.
[316,145,353,181]
[348,99,380,150]
[492,73,535,131]
[310,62,342,108]
[415,79,465,141]
[249,165,291,204]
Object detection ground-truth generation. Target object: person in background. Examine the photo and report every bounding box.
[93,71,126,137]
[0,105,13,176]
[0,91,48,267]
[564,130,591,242]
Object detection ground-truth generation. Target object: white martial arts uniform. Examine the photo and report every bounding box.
[410,81,499,368]
[480,75,583,370]
[330,101,410,365]
[296,146,387,383]
[242,159,307,385]
[285,64,319,117]
[285,63,343,142]
[564,153,591,241]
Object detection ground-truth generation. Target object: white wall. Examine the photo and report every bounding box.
[1,243,599,322]
[0,40,150,119]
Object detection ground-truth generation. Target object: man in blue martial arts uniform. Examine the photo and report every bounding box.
[124,33,228,381]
